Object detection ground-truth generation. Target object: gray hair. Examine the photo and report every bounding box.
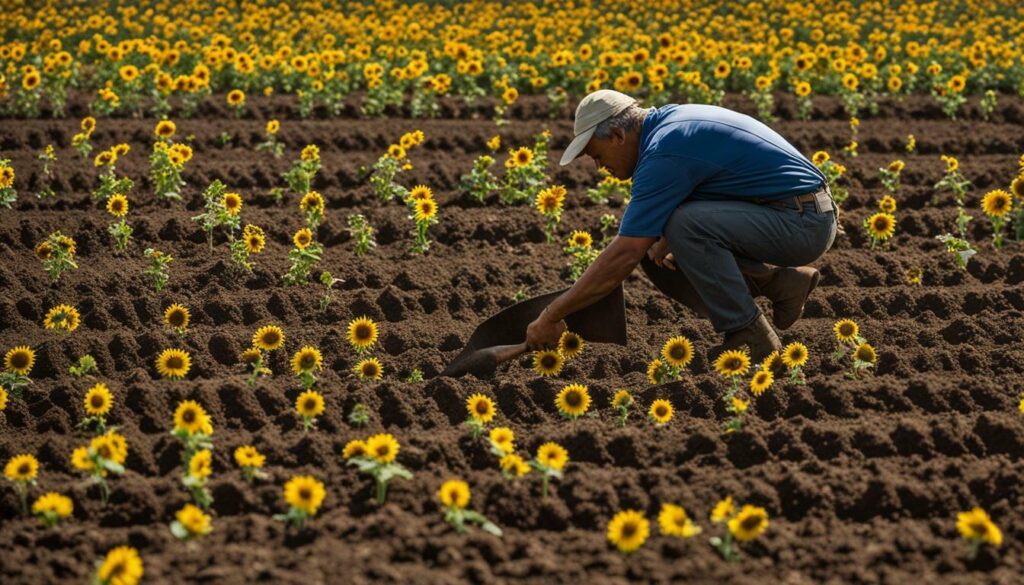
[593,104,648,139]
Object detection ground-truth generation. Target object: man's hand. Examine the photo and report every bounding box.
[647,237,677,270]
[525,309,567,351]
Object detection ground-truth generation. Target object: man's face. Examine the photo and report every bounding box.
[582,127,640,181]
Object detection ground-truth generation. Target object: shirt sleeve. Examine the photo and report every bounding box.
[618,155,718,237]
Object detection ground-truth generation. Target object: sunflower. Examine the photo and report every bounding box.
[234,445,265,468]
[4,346,35,375]
[253,325,285,351]
[176,503,212,536]
[510,147,533,168]
[649,399,674,424]
[794,81,811,97]
[981,189,1012,218]
[154,120,176,139]
[865,212,896,241]
[222,192,242,216]
[887,76,902,92]
[414,198,437,222]
[750,370,773,397]
[291,346,323,374]
[947,75,966,93]
[170,144,192,163]
[293,228,313,249]
[647,358,665,384]
[833,319,860,344]
[97,546,144,585]
[714,350,750,378]
[296,390,325,419]
[44,304,80,333]
[342,439,368,459]
[163,304,189,331]
[347,317,378,351]
[239,348,262,365]
[81,116,96,134]
[812,151,829,165]
[781,342,809,368]
[0,166,14,189]
[878,195,897,214]
[555,383,591,418]
[486,135,501,151]
[535,185,565,215]
[536,442,568,470]
[661,336,694,368]
[107,194,129,217]
[567,230,592,249]
[266,119,280,135]
[957,507,1002,546]
[84,383,113,416]
[612,389,633,409]
[226,89,245,106]
[466,393,496,423]
[188,449,212,478]
[355,357,383,380]
[658,503,702,538]
[408,185,433,201]
[22,71,41,90]
[301,144,320,162]
[387,144,406,160]
[70,447,94,472]
[853,342,876,364]
[32,492,73,520]
[284,475,326,515]
[156,348,191,380]
[841,72,859,90]
[556,331,585,360]
[4,454,38,481]
[437,479,471,509]
[711,496,735,523]
[300,191,325,212]
[1010,176,1024,200]
[728,505,769,542]
[607,510,650,553]
[502,87,518,104]
[95,150,116,167]
[499,453,530,477]
[714,60,731,78]
[0,387,6,411]
[941,154,959,173]
[244,230,265,254]
[366,433,399,464]
[173,400,208,434]
[532,350,563,377]
[489,427,515,454]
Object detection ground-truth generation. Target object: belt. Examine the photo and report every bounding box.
[754,184,833,213]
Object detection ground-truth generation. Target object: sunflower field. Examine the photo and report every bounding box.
[2,1,1024,583]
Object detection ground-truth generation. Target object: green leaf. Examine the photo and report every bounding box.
[102,460,125,474]
[169,521,190,540]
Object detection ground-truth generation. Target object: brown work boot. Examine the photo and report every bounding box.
[747,267,820,330]
[709,314,781,364]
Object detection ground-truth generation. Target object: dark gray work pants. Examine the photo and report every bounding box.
[653,198,837,333]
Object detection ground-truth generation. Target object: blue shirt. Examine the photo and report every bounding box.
[618,104,827,238]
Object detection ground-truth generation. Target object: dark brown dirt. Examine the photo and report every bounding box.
[1,92,1023,585]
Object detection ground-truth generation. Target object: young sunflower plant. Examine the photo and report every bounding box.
[32,492,73,528]
[36,144,57,199]
[230,224,265,273]
[234,445,267,483]
[713,349,754,433]
[92,545,143,585]
[465,394,497,438]
[105,194,133,251]
[256,119,284,158]
[2,345,35,400]
[80,382,114,434]
[980,189,1013,248]
[169,503,212,542]
[37,231,78,282]
[182,448,214,508]
[500,131,550,205]
[274,475,326,529]
[564,230,599,280]
[585,167,632,205]
[459,153,500,204]
[879,160,905,195]
[530,441,568,497]
[0,159,16,208]
[91,145,134,203]
[150,120,191,200]
[555,383,592,421]
[535,184,566,242]
[290,345,323,390]
[295,390,325,432]
[612,389,634,427]
[347,433,413,504]
[607,509,650,554]
[811,151,849,207]
[143,248,173,292]
[438,479,503,536]
[709,496,770,562]
[347,213,377,256]
[5,453,39,515]
[405,185,439,254]
[957,507,1002,560]
[72,117,95,160]
[191,180,240,249]
[70,431,128,505]
[280,144,321,200]
[282,228,323,285]
[649,335,695,383]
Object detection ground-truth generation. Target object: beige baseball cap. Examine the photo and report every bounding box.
[559,89,638,166]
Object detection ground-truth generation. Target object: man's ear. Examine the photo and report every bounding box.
[612,127,627,145]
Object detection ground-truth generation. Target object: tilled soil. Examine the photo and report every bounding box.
[1,93,1023,584]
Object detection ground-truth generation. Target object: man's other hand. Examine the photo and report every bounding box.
[647,237,677,270]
